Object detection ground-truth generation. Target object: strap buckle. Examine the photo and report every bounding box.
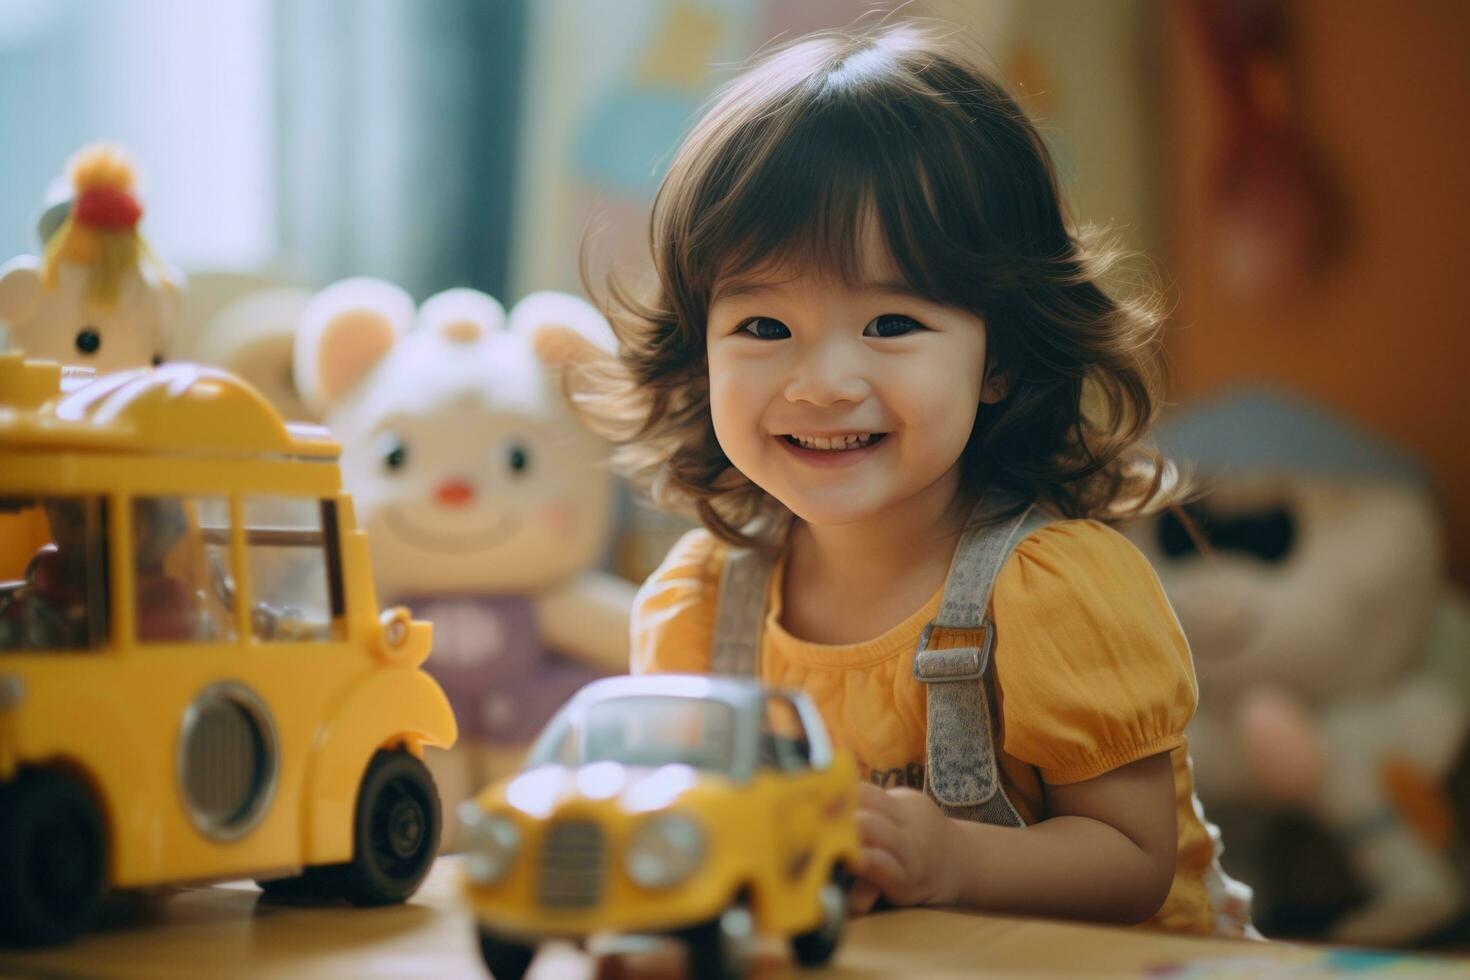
[912,621,995,683]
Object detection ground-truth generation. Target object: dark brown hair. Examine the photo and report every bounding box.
[572,22,1177,549]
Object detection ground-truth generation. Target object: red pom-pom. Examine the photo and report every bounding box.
[74,186,142,230]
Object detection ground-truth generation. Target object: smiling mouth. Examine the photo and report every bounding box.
[384,506,519,554]
[780,433,888,452]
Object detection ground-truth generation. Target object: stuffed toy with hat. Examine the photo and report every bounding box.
[1128,388,1470,944]
[294,278,635,844]
[0,142,182,371]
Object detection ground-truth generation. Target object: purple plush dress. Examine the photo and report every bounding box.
[400,594,606,744]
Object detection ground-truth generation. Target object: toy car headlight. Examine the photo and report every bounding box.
[626,813,705,889]
[461,803,520,886]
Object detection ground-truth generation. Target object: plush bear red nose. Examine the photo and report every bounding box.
[435,479,474,507]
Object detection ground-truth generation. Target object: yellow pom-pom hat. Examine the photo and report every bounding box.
[40,142,171,307]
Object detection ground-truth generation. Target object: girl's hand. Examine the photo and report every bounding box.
[850,782,962,914]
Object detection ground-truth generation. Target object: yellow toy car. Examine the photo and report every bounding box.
[461,674,861,980]
[0,354,457,946]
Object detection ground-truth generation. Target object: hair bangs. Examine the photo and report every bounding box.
[683,76,978,311]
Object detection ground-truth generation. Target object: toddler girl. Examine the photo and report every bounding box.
[576,23,1254,936]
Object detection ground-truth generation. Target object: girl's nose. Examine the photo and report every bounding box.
[784,341,869,406]
[435,478,475,508]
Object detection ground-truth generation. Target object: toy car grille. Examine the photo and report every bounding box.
[537,820,604,908]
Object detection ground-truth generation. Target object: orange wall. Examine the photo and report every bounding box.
[1164,0,1470,586]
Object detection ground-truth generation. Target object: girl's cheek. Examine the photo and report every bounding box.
[708,364,758,423]
[708,398,743,459]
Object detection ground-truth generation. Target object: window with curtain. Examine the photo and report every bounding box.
[0,0,525,300]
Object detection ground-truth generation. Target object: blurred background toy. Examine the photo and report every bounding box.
[1128,389,1470,945]
[0,143,182,371]
[182,279,316,422]
[1184,0,1345,299]
[293,278,635,846]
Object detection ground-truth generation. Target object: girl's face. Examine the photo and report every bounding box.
[705,243,998,529]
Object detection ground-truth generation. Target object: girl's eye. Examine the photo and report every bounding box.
[863,314,924,338]
[737,317,790,340]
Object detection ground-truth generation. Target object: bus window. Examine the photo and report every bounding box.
[242,497,336,643]
[0,496,108,652]
[197,498,242,636]
[133,497,236,644]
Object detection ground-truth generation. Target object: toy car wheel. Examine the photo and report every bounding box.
[683,895,755,980]
[477,928,535,980]
[317,749,441,905]
[0,768,106,946]
[790,866,849,967]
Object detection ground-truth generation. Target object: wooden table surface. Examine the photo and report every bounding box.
[1,857,1464,979]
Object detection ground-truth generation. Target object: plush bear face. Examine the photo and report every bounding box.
[336,329,611,598]
[1127,472,1442,706]
[297,281,617,599]
[0,258,177,372]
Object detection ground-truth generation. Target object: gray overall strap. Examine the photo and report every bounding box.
[915,500,1053,826]
[711,546,774,676]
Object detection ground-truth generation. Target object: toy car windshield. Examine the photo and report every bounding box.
[526,695,737,773]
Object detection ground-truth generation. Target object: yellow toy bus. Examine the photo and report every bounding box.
[0,353,457,945]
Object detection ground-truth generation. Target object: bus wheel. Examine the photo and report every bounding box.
[319,749,441,905]
[0,769,106,946]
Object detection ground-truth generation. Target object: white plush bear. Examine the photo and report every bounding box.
[0,143,181,372]
[294,278,636,842]
[1128,389,1470,945]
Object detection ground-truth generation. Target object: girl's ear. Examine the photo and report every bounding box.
[294,277,414,415]
[0,256,43,326]
[507,291,616,369]
[980,369,1009,405]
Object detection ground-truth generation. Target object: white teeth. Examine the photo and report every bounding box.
[790,433,875,451]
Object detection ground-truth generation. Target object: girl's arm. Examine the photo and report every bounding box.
[852,752,1178,925]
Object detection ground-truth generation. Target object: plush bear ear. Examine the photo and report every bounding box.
[415,287,506,343]
[294,277,414,415]
[0,256,43,330]
[507,291,616,369]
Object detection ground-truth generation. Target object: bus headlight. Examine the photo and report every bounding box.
[626,813,705,889]
[461,803,520,886]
